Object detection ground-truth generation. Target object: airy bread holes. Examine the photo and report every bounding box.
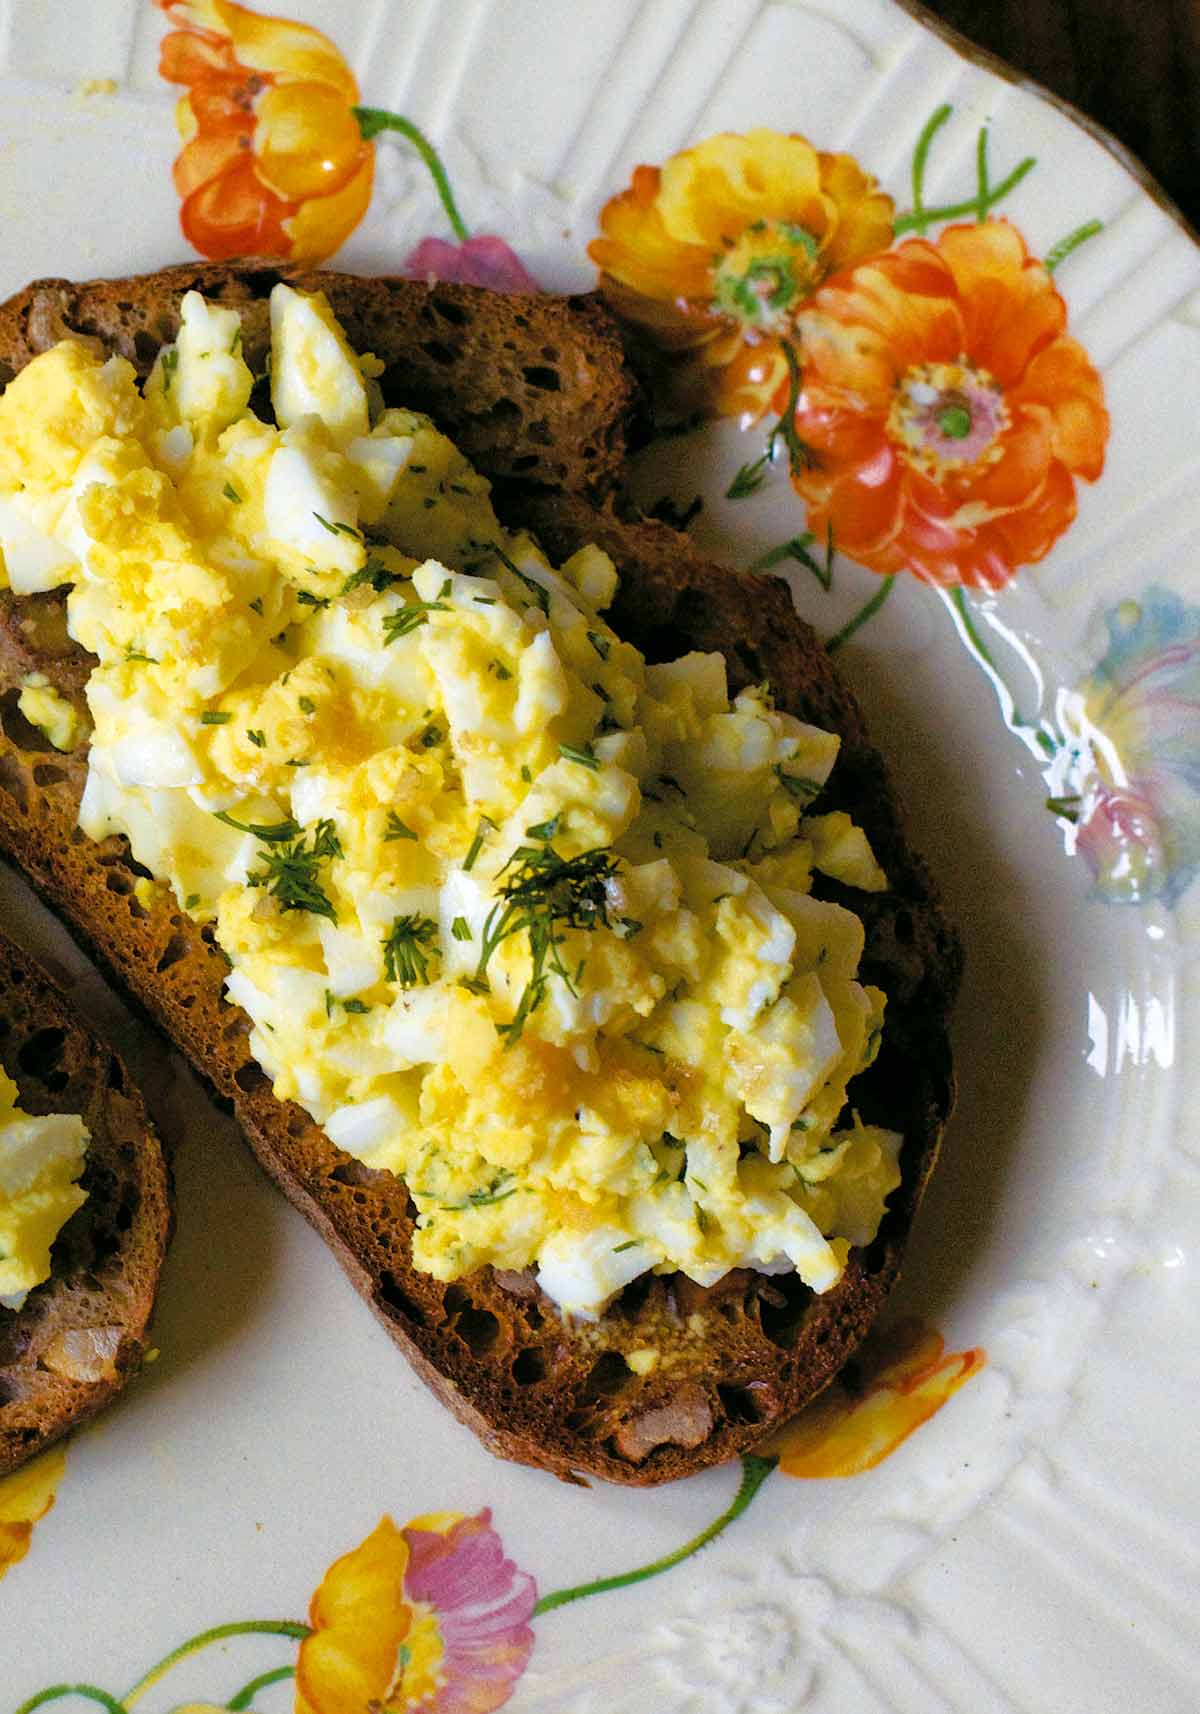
[17,1026,69,1091]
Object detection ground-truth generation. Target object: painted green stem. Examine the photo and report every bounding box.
[120,1621,310,1707]
[894,153,1036,235]
[907,103,952,235]
[226,1664,297,1710]
[532,1454,777,1617]
[826,576,896,653]
[1045,218,1104,273]
[12,1689,125,1714]
[943,586,1045,745]
[353,106,470,241]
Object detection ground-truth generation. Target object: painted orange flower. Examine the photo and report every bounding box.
[155,0,374,263]
[590,130,893,421]
[297,1509,536,1714]
[768,1318,985,1478]
[789,218,1109,590]
[0,1447,66,1583]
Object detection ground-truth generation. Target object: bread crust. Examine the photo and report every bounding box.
[0,265,959,1484]
[0,933,171,1474]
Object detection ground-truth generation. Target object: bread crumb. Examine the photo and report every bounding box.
[626,1346,659,1375]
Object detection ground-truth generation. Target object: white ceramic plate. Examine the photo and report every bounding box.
[1,3,1198,1711]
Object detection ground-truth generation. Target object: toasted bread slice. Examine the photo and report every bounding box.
[0,264,959,1484]
[0,933,171,1474]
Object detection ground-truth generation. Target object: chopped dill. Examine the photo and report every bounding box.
[382,578,452,644]
[472,842,619,1047]
[382,913,439,987]
[245,817,341,921]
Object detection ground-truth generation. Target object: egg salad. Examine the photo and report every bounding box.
[0,284,902,1319]
[0,1069,89,1311]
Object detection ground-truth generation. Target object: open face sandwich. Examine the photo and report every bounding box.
[0,261,959,1484]
[0,931,170,1474]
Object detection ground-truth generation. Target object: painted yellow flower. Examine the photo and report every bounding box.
[155,0,374,263]
[590,130,893,421]
[297,1509,536,1713]
[0,1446,66,1582]
[296,1517,414,1714]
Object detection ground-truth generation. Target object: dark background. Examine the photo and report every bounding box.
[917,0,1200,230]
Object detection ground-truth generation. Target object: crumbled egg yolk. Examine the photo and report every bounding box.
[18,673,80,752]
[0,1069,89,1310]
[0,285,901,1319]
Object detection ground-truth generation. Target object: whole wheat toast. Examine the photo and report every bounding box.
[0,263,959,1484]
[0,933,171,1473]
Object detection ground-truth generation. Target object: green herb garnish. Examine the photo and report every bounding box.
[384,812,418,842]
[472,842,619,1047]
[463,814,497,872]
[222,481,242,504]
[245,817,341,920]
[382,579,453,644]
[298,696,316,714]
[587,630,610,661]
[214,811,300,841]
[525,817,560,843]
[342,998,371,1014]
[312,512,363,541]
[248,596,264,615]
[341,556,400,595]
[160,348,178,393]
[559,742,599,770]
[201,710,231,725]
[296,590,330,608]
[246,728,266,748]
[382,913,439,987]
[451,915,473,942]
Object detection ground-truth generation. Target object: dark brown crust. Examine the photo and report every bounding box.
[0,266,959,1484]
[0,260,641,504]
[0,934,171,1474]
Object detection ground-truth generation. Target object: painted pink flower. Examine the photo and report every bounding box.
[401,1510,537,1712]
[1062,587,1200,904]
[404,235,541,293]
[296,1507,535,1714]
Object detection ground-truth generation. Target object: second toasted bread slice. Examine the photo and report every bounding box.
[0,933,171,1474]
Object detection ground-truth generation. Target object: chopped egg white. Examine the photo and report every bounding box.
[0,284,902,1320]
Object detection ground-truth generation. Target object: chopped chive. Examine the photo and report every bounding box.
[201,710,231,725]
[613,1239,638,1253]
[184,893,200,911]
[384,812,418,842]
[451,915,473,941]
[560,742,599,770]
[587,630,610,660]
[222,481,242,503]
[298,696,316,714]
[312,512,363,540]
[246,728,266,747]
[342,997,371,1014]
[248,596,264,614]
[463,814,497,872]
[525,817,560,842]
